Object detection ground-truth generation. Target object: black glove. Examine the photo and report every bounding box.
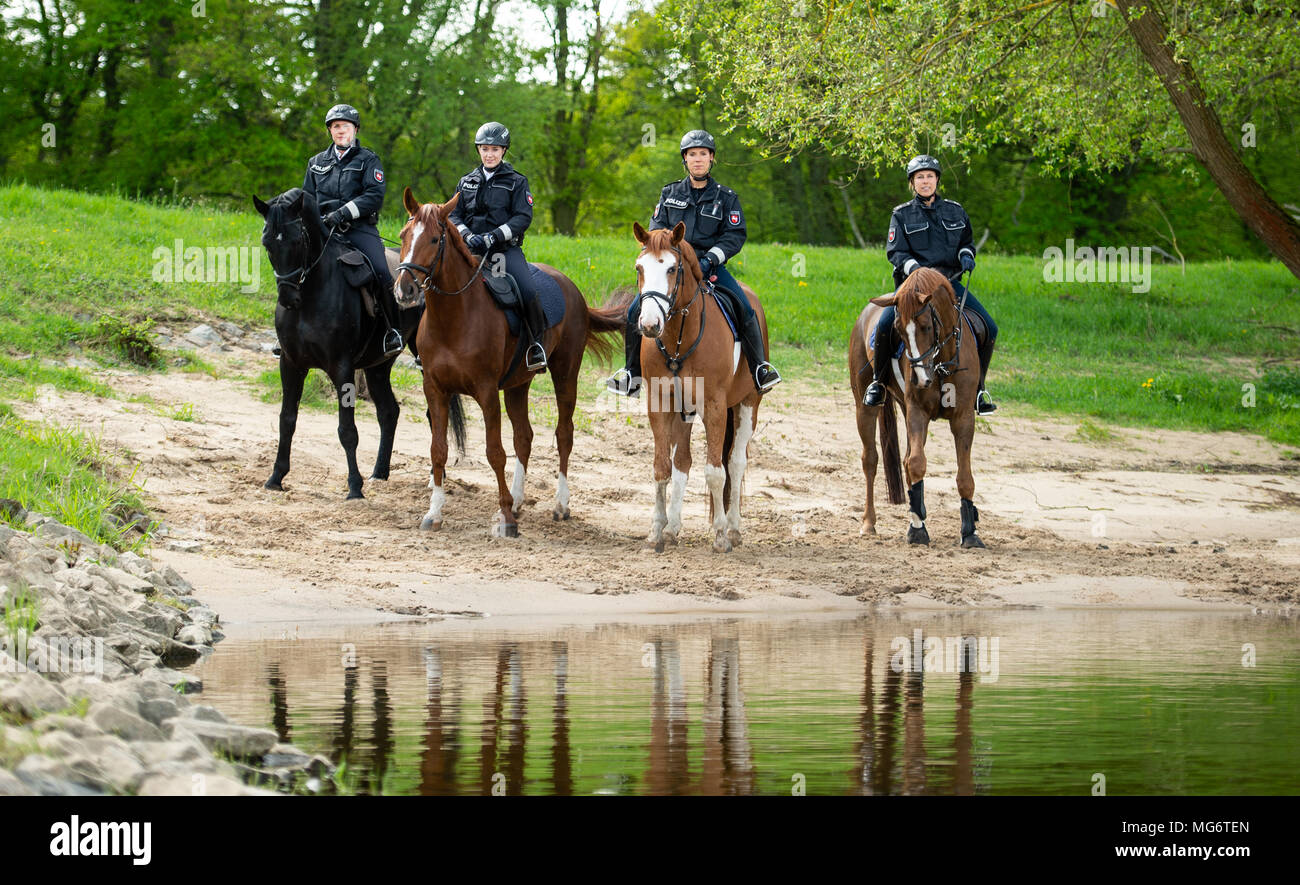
[323,209,347,228]
[481,232,498,252]
[960,252,976,272]
[697,255,714,279]
[465,233,485,253]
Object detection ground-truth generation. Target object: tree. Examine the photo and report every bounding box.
[676,0,1300,278]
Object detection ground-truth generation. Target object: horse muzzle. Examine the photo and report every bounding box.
[637,291,669,338]
[395,277,419,309]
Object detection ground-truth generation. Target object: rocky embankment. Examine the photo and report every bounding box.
[0,502,334,795]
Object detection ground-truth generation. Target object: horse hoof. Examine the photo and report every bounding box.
[713,533,733,554]
[370,473,389,482]
[264,479,283,492]
[661,531,678,548]
[492,522,519,539]
[727,529,743,546]
[552,506,570,521]
[907,525,930,545]
[653,540,666,554]
[961,534,986,549]
[860,523,877,536]
[346,491,365,500]
[420,517,442,531]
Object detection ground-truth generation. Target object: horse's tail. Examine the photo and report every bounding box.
[880,392,905,506]
[449,394,467,456]
[583,285,635,366]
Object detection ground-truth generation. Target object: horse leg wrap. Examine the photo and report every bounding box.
[907,480,926,523]
[960,497,985,548]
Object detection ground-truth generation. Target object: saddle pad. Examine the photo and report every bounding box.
[499,264,567,338]
[707,284,739,341]
[337,249,377,316]
[962,307,987,348]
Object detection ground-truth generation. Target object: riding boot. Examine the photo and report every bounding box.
[606,319,643,396]
[380,284,403,358]
[523,292,548,371]
[738,311,780,391]
[863,321,894,407]
[975,335,997,415]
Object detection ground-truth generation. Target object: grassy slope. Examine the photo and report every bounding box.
[1,182,1298,450]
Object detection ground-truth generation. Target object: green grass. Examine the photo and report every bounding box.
[0,403,154,551]
[1,182,1298,446]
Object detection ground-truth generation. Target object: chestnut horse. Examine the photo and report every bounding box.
[849,267,985,547]
[395,188,624,536]
[628,221,769,553]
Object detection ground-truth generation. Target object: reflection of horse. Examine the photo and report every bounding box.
[701,638,756,795]
[396,189,625,536]
[849,267,986,547]
[646,638,690,795]
[254,189,424,499]
[625,222,769,554]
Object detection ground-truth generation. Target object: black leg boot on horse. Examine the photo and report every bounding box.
[863,308,896,407]
[606,299,643,396]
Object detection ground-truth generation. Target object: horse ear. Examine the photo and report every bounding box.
[632,221,649,244]
[870,293,897,307]
[253,196,269,217]
[403,187,421,218]
[441,191,461,217]
[670,222,686,246]
[917,288,934,305]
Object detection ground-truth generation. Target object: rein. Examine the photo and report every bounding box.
[899,269,971,380]
[638,244,707,421]
[396,224,486,301]
[272,219,335,291]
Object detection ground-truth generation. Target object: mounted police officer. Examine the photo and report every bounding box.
[448,121,546,371]
[607,129,781,396]
[864,154,999,415]
[303,103,403,357]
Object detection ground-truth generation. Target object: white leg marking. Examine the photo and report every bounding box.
[511,461,526,513]
[650,478,668,543]
[908,511,924,529]
[554,472,570,515]
[705,464,728,535]
[726,405,754,533]
[424,482,446,526]
[667,465,687,536]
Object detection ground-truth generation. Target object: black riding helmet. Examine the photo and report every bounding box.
[680,129,716,180]
[906,154,941,181]
[475,121,511,150]
[325,104,361,130]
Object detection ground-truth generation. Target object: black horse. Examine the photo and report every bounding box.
[253,188,462,499]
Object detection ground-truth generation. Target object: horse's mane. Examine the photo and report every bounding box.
[267,187,327,242]
[895,267,956,324]
[414,200,475,267]
[642,226,703,288]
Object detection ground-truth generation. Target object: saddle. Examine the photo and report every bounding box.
[338,249,379,318]
[702,279,740,341]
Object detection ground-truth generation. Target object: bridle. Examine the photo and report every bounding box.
[396,215,486,303]
[638,243,706,377]
[268,216,333,298]
[898,284,966,381]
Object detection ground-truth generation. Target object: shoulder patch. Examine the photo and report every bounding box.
[728,210,741,225]
[374,169,384,182]
[888,226,896,243]
[526,192,534,206]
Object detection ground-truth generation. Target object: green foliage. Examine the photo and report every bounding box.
[90,316,163,368]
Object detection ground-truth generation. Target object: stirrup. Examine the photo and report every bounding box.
[862,379,887,407]
[272,344,282,357]
[976,389,998,415]
[606,368,641,397]
[754,362,781,392]
[525,342,548,371]
[382,328,403,358]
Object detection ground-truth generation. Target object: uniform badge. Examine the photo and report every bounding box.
[729,211,741,225]
[374,169,384,182]
[888,226,896,243]
[527,192,534,206]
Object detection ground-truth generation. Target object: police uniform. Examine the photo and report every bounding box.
[302,139,392,294]
[885,194,997,345]
[448,160,537,307]
[649,176,748,310]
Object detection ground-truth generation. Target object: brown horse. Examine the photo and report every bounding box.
[395,188,624,536]
[849,267,985,547]
[628,221,768,553]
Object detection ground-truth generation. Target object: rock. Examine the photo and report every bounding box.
[137,772,268,796]
[33,522,96,551]
[55,568,93,591]
[168,719,279,759]
[186,606,219,627]
[129,602,183,639]
[85,564,153,595]
[0,672,70,718]
[176,596,202,607]
[69,735,146,793]
[215,321,244,339]
[37,730,87,757]
[184,324,224,347]
[160,639,205,668]
[161,565,194,594]
[176,625,211,646]
[30,714,104,739]
[184,705,228,724]
[0,499,28,523]
[13,755,103,795]
[263,744,312,770]
[138,696,182,727]
[0,768,37,796]
[88,702,165,742]
[134,736,209,766]
[143,667,202,694]
[165,540,204,553]
[210,628,226,645]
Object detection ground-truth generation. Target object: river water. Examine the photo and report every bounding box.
[190,610,1300,795]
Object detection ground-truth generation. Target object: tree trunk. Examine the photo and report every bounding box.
[1116,0,1300,279]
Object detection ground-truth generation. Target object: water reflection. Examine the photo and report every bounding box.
[193,612,1300,796]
